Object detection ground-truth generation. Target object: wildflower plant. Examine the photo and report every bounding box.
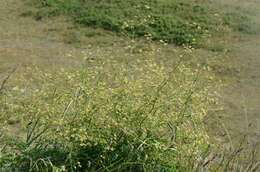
[0,55,217,171]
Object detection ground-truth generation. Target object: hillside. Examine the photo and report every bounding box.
[0,0,260,171]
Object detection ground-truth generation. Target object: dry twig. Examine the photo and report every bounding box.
[0,67,17,94]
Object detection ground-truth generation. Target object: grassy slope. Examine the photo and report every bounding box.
[0,0,258,171]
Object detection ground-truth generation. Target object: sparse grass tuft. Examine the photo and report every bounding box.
[223,11,256,34]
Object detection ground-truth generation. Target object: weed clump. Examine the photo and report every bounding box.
[0,58,216,171]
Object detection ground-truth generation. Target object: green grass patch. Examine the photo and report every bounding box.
[28,0,223,46]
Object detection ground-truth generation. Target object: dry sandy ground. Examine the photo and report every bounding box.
[1,0,260,156]
[0,0,84,75]
[208,0,260,148]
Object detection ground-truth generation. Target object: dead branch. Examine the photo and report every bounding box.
[0,67,17,94]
